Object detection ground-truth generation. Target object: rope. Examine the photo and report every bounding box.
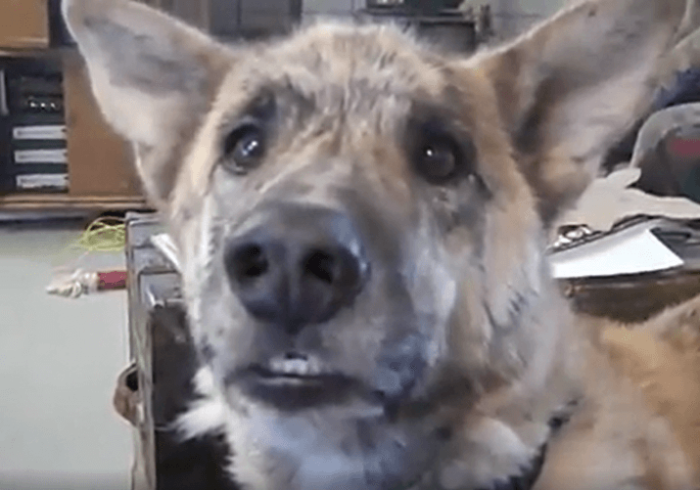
[46,216,128,298]
[46,269,100,299]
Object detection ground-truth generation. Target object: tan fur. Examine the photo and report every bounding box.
[64,0,700,488]
[600,297,700,480]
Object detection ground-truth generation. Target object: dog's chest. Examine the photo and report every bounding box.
[229,411,436,490]
[229,414,369,490]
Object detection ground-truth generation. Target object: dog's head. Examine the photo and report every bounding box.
[65,0,691,423]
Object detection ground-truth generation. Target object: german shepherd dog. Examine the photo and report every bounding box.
[63,0,700,488]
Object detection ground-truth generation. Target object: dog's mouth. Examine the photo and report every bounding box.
[231,353,360,410]
[248,361,344,386]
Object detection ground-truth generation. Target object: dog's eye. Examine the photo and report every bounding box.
[224,125,266,174]
[414,137,465,185]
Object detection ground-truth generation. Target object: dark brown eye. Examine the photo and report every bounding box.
[414,137,464,184]
[224,125,266,174]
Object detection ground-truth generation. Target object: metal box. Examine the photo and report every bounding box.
[125,212,183,490]
[125,212,235,490]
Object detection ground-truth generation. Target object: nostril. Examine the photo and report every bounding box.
[303,250,337,284]
[232,244,269,282]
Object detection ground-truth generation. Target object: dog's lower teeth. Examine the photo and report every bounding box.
[269,357,322,376]
[284,359,309,375]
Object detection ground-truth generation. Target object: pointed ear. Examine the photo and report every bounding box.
[475,0,699,224]
[62,0,236,207]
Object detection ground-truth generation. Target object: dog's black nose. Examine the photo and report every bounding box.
[225,204,368,334]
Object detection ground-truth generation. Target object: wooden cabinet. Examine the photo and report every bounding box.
[0,0,148,214]
[63,53,143,199]
[0,50,148,213]
[0,0,50,50]
[0,0,300,215]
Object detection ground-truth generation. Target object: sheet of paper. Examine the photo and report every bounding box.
[549,225,684,279]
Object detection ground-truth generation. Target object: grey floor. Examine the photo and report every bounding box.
[0,219,132,490]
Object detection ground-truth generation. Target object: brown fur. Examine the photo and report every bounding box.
[601,298,700,481]
[64,0,700,488]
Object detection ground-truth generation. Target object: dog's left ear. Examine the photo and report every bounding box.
[473,0,699,224]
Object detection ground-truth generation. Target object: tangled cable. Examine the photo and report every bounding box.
[46,216,128,299]
[72,216,126,253]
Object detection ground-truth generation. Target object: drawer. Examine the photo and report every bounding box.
[12,124,66,141]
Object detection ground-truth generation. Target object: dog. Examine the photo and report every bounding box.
[63,0,700,488]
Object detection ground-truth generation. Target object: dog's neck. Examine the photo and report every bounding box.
[228,401,444,490]
[226,395,577,490]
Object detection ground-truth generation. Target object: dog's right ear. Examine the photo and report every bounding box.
[62,0,236,207]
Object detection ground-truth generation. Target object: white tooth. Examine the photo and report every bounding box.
[298,360,310,375]
[268,356,328,376]
[307,357,321,375]
[283,359,309,375]
[270,358,286,373]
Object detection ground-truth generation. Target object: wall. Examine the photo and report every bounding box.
[492,0,568,39]
[302,0,364,22]
[301,0,570,39]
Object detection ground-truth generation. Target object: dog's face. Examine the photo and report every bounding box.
[174,27,552,414]
[64,0,691,419]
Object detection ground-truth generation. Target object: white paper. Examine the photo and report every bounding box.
[549,223,684,279]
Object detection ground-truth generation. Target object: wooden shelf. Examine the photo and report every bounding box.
[0,193,150,212]
[0,50,147,216]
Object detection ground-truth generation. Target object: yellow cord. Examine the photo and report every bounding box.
[47,217,126,297]
[71,216,127,253]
